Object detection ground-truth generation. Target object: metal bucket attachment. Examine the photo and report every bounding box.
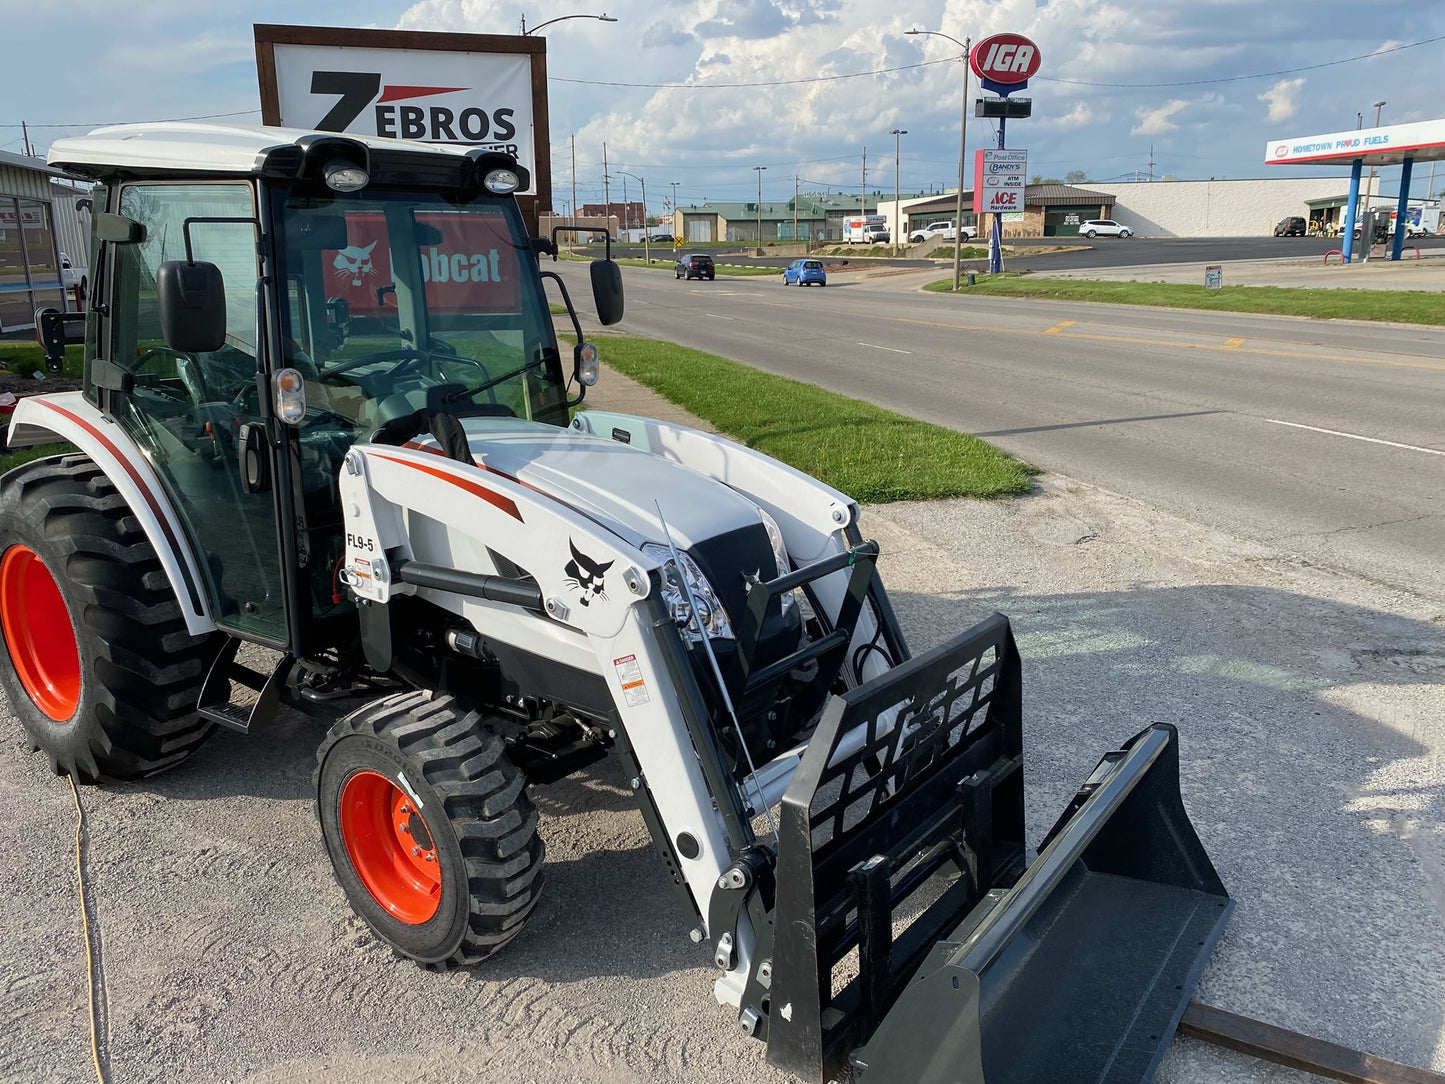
[851,723,1233,1084]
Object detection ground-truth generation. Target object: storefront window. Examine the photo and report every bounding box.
[0,197,28,332]
[0,197,63,333]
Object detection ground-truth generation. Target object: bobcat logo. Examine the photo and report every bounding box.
[564,540,613,607]
[333,241,378,287]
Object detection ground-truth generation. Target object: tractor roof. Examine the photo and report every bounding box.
[48,122,477,180]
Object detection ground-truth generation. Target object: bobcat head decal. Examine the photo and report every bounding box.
[333,241,378,287]
[564,540,614,607]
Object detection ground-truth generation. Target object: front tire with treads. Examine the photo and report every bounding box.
[314,691,545,967]
[0,454,219,782]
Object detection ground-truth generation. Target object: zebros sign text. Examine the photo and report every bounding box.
[970,33,1042,89]
[255,27,548,200]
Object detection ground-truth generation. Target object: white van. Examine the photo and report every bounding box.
[844,215,889,244]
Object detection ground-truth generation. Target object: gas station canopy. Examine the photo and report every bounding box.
[1265,117,1445,168]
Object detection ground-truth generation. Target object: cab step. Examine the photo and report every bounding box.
[196,638,294,734]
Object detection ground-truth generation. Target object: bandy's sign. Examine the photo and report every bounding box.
[970,33,1042,93]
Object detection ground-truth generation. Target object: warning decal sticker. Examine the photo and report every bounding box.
[613,654,651,707]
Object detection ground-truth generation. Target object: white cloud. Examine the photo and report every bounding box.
[1042,101,1100,129]
[1257,78,1305,123]
[1131,99,1189,136]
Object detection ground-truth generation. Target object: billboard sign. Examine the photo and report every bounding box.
[973,149,1028,215]
[255,25,550,205]
[970,33,1041,95]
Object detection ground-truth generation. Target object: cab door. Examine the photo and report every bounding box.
[105,181,287,645]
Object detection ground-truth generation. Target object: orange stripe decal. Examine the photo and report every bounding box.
[372,451,523,522]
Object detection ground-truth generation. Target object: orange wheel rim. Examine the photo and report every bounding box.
[340,770,442,924]
[0,546,80,721]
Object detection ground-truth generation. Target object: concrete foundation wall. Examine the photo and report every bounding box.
[1084,177,1378,237]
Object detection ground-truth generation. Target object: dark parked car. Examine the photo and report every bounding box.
[1274,216,1306,237]
[675,253,715,280]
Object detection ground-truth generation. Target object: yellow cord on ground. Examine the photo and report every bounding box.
[68,774,109,1084]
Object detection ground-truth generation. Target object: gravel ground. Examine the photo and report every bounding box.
[2,372,1442,1083]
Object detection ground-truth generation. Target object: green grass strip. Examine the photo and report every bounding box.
[592,336,1036,502]
[924,274,1445,325]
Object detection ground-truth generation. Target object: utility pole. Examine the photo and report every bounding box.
[621,173,628,236]
[21,121,33,157]
[1149,145,1155,182]
[670,182,679,238]
[753,165,767,256]
[602,142,611,239]
[860,147,868,243]
[890,128,907,254]
[793,173,799,250]
[571,135,578,253]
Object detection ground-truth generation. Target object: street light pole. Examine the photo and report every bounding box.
[521,12,617,35]
[670,182,680,239]
[753,165,767,255]
[907,29,971,289]
[890,128,907,255]
[1367,100,1387,202]
[618,170,648,264]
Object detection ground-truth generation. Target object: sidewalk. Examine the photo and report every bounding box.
[1036,251,1445,291]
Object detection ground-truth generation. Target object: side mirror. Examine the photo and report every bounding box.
[94,212,146,245]
[157,261,227,353]
[591,259,624,326]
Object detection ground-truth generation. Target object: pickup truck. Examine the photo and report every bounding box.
[908,220,977,244]
[59,252,88,294]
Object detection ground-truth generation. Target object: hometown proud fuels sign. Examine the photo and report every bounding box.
[973,149,1028,215]
[255,25,550,205]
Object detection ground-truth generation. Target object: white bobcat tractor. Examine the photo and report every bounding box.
[1,123,1232,1083]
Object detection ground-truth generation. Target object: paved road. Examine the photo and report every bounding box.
[611,233,1445,272]
[563,262,1445,605]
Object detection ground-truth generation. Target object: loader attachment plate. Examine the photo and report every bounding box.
[764,613,1232,1084]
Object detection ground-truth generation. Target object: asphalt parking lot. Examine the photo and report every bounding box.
[3,358,1444,1084]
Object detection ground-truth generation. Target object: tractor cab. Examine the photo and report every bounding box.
[43,124,619,653]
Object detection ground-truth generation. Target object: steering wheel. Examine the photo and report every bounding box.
[318,347,431,380]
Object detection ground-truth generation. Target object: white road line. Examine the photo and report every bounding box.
[1260,417,1445,456]
[704,313,734,320]
[857,342,912,354]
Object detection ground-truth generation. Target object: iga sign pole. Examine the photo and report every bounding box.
[254,24,550,232]
[970,33,1040,274]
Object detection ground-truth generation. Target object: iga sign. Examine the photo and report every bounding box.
[970,34,1042,92]
[255,25,549,200]
[973,149,1028,215]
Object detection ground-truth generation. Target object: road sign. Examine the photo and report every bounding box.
[973,149,1028,215]
[1205,265,1223,291]
[674,236,684,247]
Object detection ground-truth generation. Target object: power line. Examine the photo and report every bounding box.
[0,109,260,130]
[550,56,957,89]
[1037,34,1445,88]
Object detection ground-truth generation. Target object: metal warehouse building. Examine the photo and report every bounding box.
[0,149,91,335]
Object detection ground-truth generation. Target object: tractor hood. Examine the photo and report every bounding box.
[454,416,766,552]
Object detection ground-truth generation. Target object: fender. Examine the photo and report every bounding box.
[5,393,216,635]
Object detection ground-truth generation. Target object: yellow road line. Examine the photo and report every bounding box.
[1044,320,1076,335]
[1223,337,1246,349]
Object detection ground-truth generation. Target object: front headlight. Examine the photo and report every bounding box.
[642,542,735,643]
[756,506,797,616]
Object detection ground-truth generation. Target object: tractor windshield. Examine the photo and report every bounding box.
[271,186,567,431]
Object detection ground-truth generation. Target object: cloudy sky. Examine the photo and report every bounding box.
[5,0,1444,212]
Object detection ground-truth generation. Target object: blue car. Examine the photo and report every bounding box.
[782,258,827,286]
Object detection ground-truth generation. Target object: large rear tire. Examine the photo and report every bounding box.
[0,454,219,782]
[314,691,545,967]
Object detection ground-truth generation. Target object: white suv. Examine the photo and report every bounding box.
[1080,220,1133,238]
[908,221,978,244]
